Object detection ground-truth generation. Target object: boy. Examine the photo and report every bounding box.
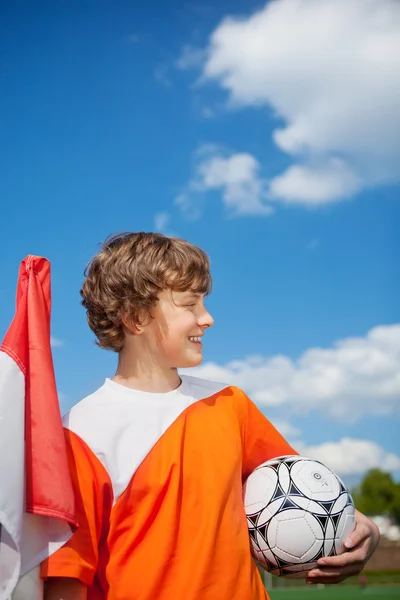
[42,232,379,600]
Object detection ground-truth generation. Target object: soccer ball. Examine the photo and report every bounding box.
[243,455,356,578]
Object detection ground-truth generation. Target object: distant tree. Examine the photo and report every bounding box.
[352,468,400,524]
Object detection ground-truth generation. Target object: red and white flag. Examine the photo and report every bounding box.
[0,256,78,600]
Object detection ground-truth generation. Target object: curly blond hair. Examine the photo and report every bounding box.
[80,232,212,352]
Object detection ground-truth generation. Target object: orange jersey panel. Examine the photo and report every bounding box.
[41,377,296,599]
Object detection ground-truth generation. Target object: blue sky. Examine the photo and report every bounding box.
[1,0,399,484]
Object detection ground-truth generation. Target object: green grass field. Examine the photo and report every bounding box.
[269,587,399,600]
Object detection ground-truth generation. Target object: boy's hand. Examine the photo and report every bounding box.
[306,510,380,584]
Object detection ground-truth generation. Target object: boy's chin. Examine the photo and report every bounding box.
[178,355,204,369]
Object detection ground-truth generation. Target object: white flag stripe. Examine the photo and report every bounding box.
[10,566,42,600]
[0,352,25,600]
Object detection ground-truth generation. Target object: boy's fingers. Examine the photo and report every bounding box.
[316,555,348,568]
[306,513,379,585]
[317,541,369,569]
[308,566,353,579]
[344,521,369,549]
[307,569,341,580]
[316,553,355,569]
[307,564,360,584]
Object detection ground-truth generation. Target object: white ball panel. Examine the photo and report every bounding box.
[335,506,356,554]
[307,498,332,515]
[257,497,285,526]
[272,548,303,564]
[303,511,325,541]
[289,496,329,516]
[301,538,324,563]
[288,462,314,498]
[244,466,278,512]
[290,460,341,501]
[269,511,320,561]
[277,462,291,493]
[325,518,335,540]
[288,495,310,511]
[324,538,334,556]
[331,492,350,515]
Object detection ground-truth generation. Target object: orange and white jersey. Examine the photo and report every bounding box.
[41,375,296,600]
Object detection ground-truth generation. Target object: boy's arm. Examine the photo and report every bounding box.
[44,577,87,600]
[238,389,298,478]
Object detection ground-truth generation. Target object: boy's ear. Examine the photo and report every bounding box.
[121,315,145,335]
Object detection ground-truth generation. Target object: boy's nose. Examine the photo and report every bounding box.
[198,308,214,329]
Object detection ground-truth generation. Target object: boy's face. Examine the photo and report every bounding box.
[143,289,214,369]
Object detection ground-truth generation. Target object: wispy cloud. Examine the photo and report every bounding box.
[176,146,366,218]
[154,64,172,88]
[176,44,207,70]
[154,211,172,233]
[269,419,301,441]
[153,211,177,237]
[175,145,273,219]
[50,336,64,348]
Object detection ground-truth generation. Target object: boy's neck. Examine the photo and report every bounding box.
[112,350,181,394]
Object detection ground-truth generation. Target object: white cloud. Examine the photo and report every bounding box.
[176,146,273,217]
[50,336,63,348]
[182,0,400,205]
[269,159,362,205]
[296,438,400,476]
[195,151,271,215]
[183,323,400,420]
[154,211,170,232]
[174,192,203,221]
[259,426,400,476]
[269,419,301,441]
[154,65,172,88]
[154,211,178,237]
[176,45,207,70]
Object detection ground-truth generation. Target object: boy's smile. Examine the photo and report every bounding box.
[144,289,213,369]
[188,335,203,346]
